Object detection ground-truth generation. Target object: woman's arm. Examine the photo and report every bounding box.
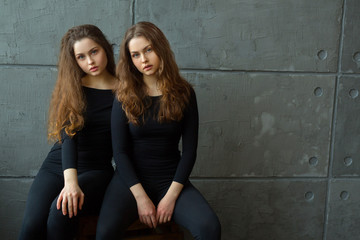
[112,99,158,227]
[111,98,140,187]
[157,89,199,223]
[156,181,183,224]
[56,131,85,218]
[54,130,84,218]
[130,183,157,228]
[173,88,199,184]
[56,168,84,218]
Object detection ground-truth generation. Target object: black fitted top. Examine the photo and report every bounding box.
[111,89,199,188]
[46,87,114,172]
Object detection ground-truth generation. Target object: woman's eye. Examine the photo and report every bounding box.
[91,49,97,55]
[77,55,84,60]
[132,53,139,58]
[146,48,152,52]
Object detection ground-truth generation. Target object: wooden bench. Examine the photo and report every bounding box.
[76,216,184,240]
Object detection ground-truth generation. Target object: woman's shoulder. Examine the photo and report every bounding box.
[187,85,196,101]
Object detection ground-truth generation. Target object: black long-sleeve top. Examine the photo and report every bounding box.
[46,87,114,173]
[111,89,199,188]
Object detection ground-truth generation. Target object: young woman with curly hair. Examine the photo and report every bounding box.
[19,24,117,240]
[96,21,221,240]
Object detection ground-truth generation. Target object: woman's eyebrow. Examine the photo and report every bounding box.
[130,45,151,53]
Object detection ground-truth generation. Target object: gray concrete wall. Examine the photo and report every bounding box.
[1,0,359,239]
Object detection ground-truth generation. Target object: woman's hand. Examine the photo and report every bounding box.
[130,183,157,228]
[157,181,184,224]
[136,195,157,228]
[56,168,84,218]
[156,194,176,224]
[56,183,84,218]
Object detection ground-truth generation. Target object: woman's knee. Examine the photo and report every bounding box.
[190,212,221,240]
[19,216,46,240]
[47,202,71,230]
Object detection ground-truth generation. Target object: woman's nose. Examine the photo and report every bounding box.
[87,56,94,64]
[140,54,147,63]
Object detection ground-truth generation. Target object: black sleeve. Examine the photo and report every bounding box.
[111,98,140,188]
[173,89,199,184]
[61,129,78,171]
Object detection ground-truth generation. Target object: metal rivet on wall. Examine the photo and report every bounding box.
[317,50,328,60]
[353,52,360,63]
[344,156,353,167]
[340,191,349,200]
[309,157,318,166]
[304,191,314,201]
[314,87,323,97]
[349,89,359,99]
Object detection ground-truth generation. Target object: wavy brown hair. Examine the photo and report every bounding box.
[48,24,115,142]
[116,21,192,125]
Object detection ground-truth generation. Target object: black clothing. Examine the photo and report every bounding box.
[46,87,114,172]
[19,87,114,240]
[111,91,199,189]
[97,89,221,240]
[97,170,221,240]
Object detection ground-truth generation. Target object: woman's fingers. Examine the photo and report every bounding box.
[57,185,85,218]
[159,214,171,224]
[62,196,68,216]
[157,214,164,224]
[72,195,78,216]
[67,195,73,218]
[140,214,157,228]
[79,193,85,210]
[151,215,157,228]
[56,192,63,210]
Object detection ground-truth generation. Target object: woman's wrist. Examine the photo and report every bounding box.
[165,181,184,200]
[130,183,148,201]
[63,168,78,185]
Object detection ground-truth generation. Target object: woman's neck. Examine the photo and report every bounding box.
[82,71,116,90]
[143,75,162,96]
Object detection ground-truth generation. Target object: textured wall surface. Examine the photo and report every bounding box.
[1,0,359,239]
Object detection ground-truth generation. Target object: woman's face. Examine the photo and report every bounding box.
[128,36,161,78]
[73,38,108,77]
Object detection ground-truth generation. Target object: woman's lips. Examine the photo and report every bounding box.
[143,65,152,71]
[90,66,98,72]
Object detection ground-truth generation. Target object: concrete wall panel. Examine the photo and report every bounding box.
[341,0,360,73]
[0,67,56,176]
[192,179,326,240]
[327,179,360,240]
[136,0,342,72]
[1,0,359,239]
[0,0,132,65]
[333,76,360,176]
[0,178,32,240]
[185,72,334,177]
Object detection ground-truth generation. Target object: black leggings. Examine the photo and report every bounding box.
[18,166,113,240]
[96,170,221,240]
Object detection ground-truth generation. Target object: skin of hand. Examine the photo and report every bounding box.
[130,183,157,228]
[56,168,85,218]
[156,181,183,224]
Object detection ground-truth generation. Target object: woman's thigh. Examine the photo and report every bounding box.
[96,170,138,240]
[172,182,221,240]
[76,168,114,215]
[18,168,63,240]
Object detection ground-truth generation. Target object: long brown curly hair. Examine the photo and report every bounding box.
[116,21,192,125]
[48,24,115,142]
